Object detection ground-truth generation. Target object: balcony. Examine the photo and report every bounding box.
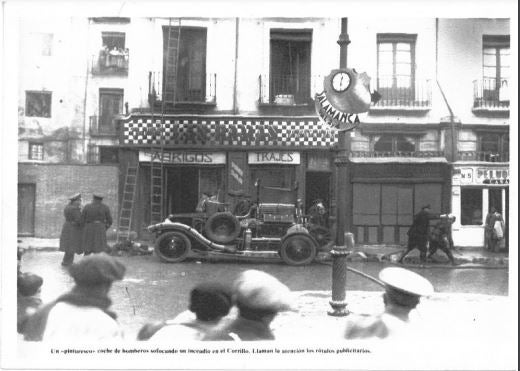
[92,48,129,76]
[473,78,509,113]
[458,151,509,163]
[89,115,118,137]
[148,71,216,111]
[371,78,431,112]
[259,74,320,106]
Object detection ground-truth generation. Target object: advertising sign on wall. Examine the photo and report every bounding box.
[248,151,300,165]
[139,150,226,165]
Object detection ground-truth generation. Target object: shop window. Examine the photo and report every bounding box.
[25,91,52,118]
[460,188,483,225]
[163,27,207,103]
[250,167,295,204]
[482,35,510,102]
[270,29,312,104]
[377,34,416,102]
[478,132,509,162]
[99,147,119,163]
[374,135,415,153]
[28,142,44,160]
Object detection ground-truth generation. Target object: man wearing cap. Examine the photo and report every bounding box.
[399,204,440,263]
[204,270,294,341]
[59,193,83,266]
[344,267,433,340]
[20,253,126,341]
[139,282,234,341]
[428,214,457,265]
[81,194,113,255]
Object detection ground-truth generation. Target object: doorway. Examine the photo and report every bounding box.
[305,172,331,220]
[18,183,36,236]
[166,167,199,214]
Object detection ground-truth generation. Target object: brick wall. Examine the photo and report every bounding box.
[18,164,119,238]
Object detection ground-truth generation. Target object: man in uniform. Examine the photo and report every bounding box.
[399,204,439,263]
[59,193,83,266]
[427,214,457,265]
[344,267,434,340]
[81,194,112,255]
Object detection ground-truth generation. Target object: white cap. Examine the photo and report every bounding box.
[233,270,295,312]
[379,267,434,297]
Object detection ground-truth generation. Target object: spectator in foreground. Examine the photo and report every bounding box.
[344,267,433,340]
[203,269,294,341]
[138,282,233,341]
[21,253,125,342]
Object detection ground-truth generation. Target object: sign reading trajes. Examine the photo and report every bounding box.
[139,151,226,165]
[248,151,300,165]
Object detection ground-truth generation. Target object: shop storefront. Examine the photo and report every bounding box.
[350,160,451,245]
[451,165,509,248]
[119,115,336,234]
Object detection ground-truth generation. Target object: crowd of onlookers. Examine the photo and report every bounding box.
[18,251,434,342]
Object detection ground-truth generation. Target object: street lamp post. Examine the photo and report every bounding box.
[328,18,352,317]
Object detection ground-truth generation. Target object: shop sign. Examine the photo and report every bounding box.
[139,150,226,165]
[459,168,474,184]
[454,166,509,185]
[248,151,300,165]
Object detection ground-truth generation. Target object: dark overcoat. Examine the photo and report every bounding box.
[81,201,112,253]
[407,209,438,245]
[59,204,83,254]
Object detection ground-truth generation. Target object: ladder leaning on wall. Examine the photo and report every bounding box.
[116,164,139,242]
[149,18,182,226]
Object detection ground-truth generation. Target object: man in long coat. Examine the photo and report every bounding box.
[59,193,83,266]
[81,194,112,254]
[399,204,439,263]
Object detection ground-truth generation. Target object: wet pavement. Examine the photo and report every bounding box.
[19,250,509,339]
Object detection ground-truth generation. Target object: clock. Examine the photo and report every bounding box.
[331,71,351,92]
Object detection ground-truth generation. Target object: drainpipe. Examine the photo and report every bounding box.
[82,19,91,163]
[232,18,239,114]
[436,18,457,163]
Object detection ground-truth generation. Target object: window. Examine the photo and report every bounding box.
[25,91,52,118]
[102,32,125,50]
[99,88,123,133]
[270,29,312,104]
[461,188,483,225]
[374,135,415,153]
[163,27,207,103]
[482,35,510,102]
[377,34,416,102]
[99,147,119,163]
[478,132,509,162]
[28,142,44,160]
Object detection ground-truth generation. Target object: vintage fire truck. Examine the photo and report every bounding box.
[147,180,332,266]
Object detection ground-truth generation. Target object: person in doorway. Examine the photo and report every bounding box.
[81,194,112,255]
[427,214,457,265]
[59,193,83,266]
[399,205,439,264]
[344,267,434,340]
[138,282,234,341]
[20,253,126,341]
[485,207,505,253]
[203,270,294,341]
[196,192,211,213]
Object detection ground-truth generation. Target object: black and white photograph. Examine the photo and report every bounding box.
[1,1,517,370]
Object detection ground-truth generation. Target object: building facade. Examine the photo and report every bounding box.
[17,17,510,249]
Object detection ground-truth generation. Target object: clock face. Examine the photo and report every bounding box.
[331,72,351,92]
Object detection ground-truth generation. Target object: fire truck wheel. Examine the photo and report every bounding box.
[280,234,317,266]
[204,212,241,244]
[155,231,191,263]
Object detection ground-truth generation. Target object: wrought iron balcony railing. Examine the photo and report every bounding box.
[148,71,216,105]
[91,48,129,75]
[350,151,445,158]
[473,78,510,110]
[373,78,432,109]
[458,151,509,162]
[259,74,322,105]
[89,115,118,136]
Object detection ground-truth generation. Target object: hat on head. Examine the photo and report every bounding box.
[69,253,125,286]
[233,270,294,312]
[189,282,233,321]
[379,267,433,304]
[93,194,103,200]
[69,193,81,201]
